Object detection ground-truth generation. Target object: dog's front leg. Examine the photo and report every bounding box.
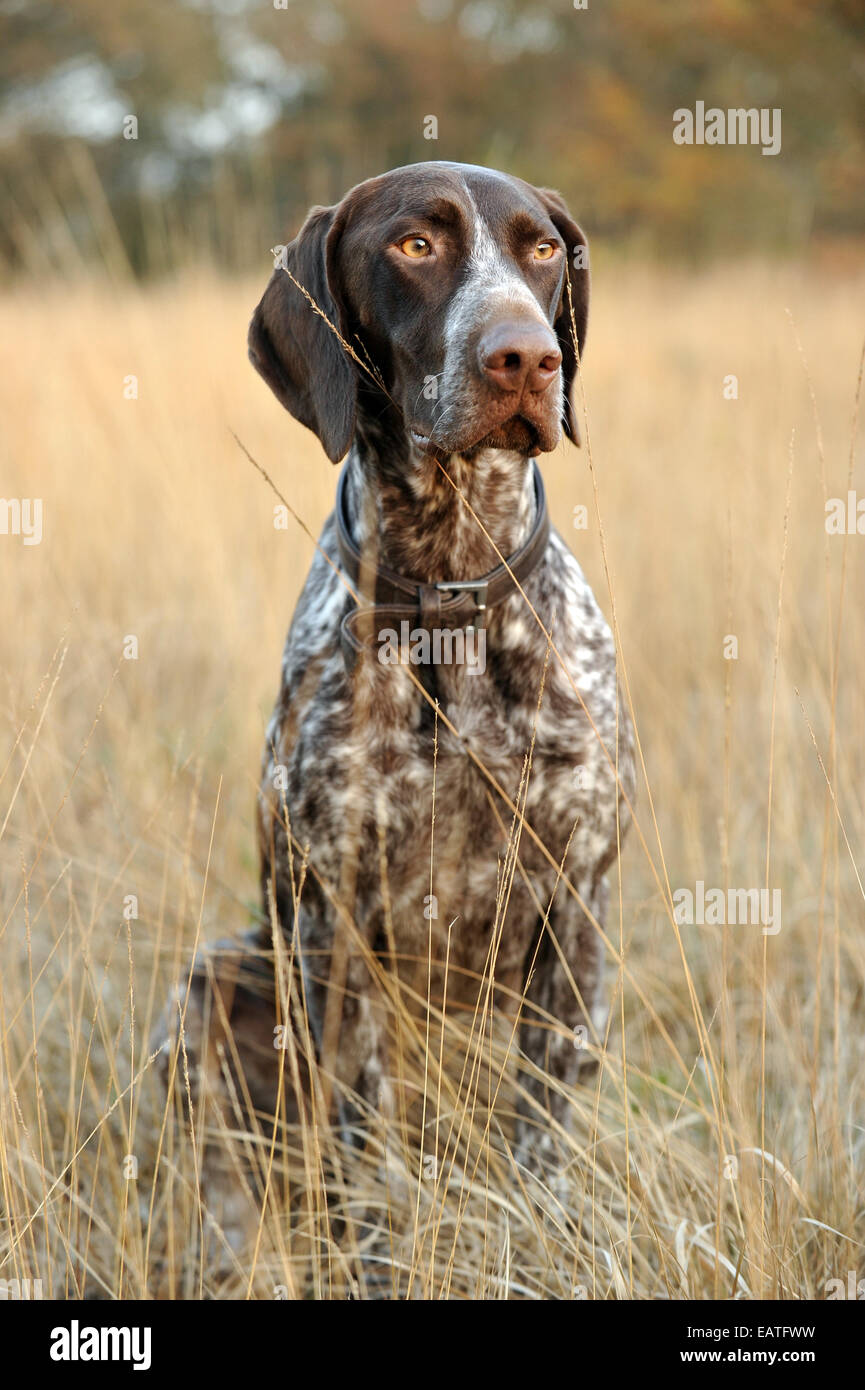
[514,878,609,1177]
[151,929,310,1282]
[323,937,392,1148]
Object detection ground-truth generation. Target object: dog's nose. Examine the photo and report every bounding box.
[478,320,562,394]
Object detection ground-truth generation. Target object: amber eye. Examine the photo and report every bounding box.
[534,241,557,261]
[399,236,432,258]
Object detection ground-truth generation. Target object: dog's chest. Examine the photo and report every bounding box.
[268,563,621,952]
[258,517,630,994]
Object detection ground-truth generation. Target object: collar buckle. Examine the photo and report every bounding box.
[435,577,489,626]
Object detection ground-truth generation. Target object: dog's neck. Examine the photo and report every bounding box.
[343,433,537,584]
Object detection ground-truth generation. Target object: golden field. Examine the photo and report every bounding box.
[0,259,863,1299]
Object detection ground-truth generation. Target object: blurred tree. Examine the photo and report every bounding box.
[0,0,862,276]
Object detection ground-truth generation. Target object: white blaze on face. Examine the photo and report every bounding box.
[436,178,563,447]
[444,182,548,353]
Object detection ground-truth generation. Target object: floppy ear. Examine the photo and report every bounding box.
[536,188,589,446]
[248,204,357,463]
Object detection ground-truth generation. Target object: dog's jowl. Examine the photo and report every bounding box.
[156,161,634,1252]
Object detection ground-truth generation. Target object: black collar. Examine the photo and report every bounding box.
[335,459,550,668]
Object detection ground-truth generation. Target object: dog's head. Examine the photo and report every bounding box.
[248,161,589,463]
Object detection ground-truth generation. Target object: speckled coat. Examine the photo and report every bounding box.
[256,438,634,1152]
[158,164,635,1225]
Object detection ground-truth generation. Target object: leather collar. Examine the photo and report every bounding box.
[336,459,550,668]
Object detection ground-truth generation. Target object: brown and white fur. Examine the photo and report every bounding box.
[155,161,635,1265]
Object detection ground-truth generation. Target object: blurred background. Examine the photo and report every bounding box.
[1,0,864,277]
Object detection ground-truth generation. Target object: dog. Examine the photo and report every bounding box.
[156,161,634,1261]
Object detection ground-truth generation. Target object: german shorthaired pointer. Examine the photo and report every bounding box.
[158,161,634,1252]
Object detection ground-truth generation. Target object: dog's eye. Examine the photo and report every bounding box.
[399,236,432,259]
[534,242,557,261]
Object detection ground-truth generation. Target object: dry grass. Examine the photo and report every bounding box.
[0,259,863,1299]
